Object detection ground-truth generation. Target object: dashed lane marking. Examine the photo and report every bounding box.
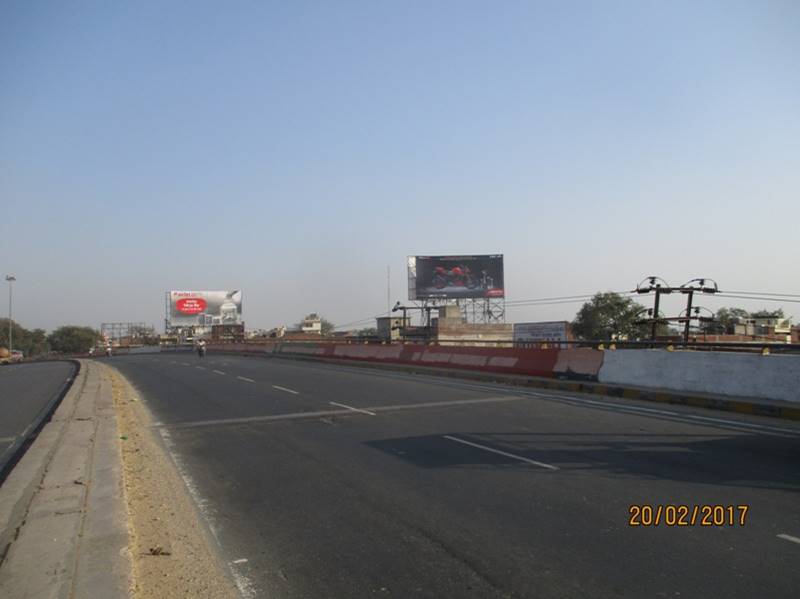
[272,385,299,395]
[213,370,226,375]
[777,534,800,545]
[443,434,559,471]
[329,401,376,416]
[237,376,255,383]
[161,395,527,429]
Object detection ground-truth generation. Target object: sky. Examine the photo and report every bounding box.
[1,1,798,332]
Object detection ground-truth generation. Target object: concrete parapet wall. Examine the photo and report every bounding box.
[598,349,800,403]
[207,342,799,405]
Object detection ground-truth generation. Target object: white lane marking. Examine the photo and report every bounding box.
[369,395,526,414]
[232,558,248,564]
[181,362,190,366]
[195,366,206,370]
[443,435,559,471]
[678,413,800,434]
[162,395,527,429]
[368,372,800,437]
[237,376,255,383]
[272,385,299,395]
[777,534,800,545]
[522,390,800,436]
[213,370,226,375]
[0,436,16,443]
[329,401,376,416]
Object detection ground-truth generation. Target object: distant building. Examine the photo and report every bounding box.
[301,314,322,335]
[734,317,792,341]
[376,316,410,341]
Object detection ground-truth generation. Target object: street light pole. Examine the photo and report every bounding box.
[5,275,15,353]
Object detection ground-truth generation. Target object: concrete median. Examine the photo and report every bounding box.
[0,360,239,598]
[0,360,132,598]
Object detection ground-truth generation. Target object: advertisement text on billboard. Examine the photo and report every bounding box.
[166,290,242,328]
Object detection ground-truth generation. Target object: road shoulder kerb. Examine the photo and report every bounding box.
[0,361,85,565]
[220,349,800,421]
[0,360,132,598]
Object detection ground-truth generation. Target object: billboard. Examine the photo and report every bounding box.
[166,290,242,328]
[513,321,570,347]
[408,255,504,299]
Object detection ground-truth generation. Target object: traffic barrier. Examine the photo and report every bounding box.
[255,342,561,378]
[553,348,604,380]
[598,349,800,404]
[205,341,800,418]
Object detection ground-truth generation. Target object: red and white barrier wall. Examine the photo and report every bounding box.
[205,341,800,404]
[208,342,595,379]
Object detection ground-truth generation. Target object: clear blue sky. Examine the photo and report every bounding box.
[2,1,798,331]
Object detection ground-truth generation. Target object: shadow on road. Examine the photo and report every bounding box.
[365,431,800,491]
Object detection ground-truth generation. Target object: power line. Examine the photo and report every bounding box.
[334,311,390,330]
[505,291,634,306]
[721,290,800,298]
[715,294,800,304]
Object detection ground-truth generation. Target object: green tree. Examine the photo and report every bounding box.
[48,326,101,354]
[0,318,51,357]
[571,292,648,340]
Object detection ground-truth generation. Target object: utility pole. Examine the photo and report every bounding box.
[387,266,391,315]
[651,286,662,341]
[635,276,718,344]
[683,289,694,344]
[5,275,15,353]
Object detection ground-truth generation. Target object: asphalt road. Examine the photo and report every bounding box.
[108,352,800,599]
[0,361,76,473]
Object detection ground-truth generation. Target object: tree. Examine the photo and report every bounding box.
[320,317,335,337]
[705,307,749,334]
[0,318,51,357]
[48,326,101,354]
[355,327,378,337]
[571,292,647,340]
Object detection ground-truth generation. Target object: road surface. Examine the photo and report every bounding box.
[108,352,800,599]
[0,361,76,475]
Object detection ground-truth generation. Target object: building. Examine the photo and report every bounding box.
[376,317,410,342]
[301,314,322,335]
[734,317,792,342]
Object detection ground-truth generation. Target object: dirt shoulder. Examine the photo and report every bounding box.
[110,367,239,598]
